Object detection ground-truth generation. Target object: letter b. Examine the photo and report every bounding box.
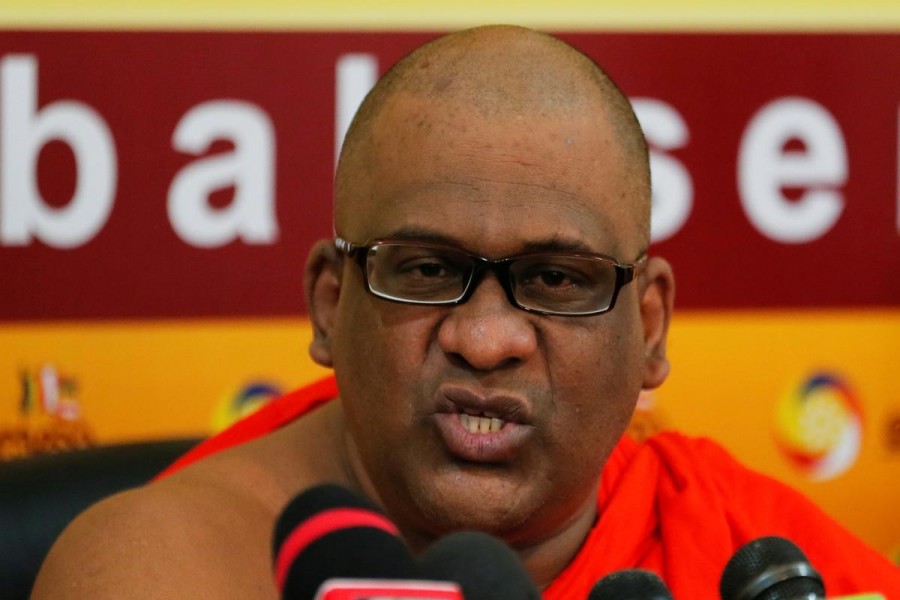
[1,55,117,248]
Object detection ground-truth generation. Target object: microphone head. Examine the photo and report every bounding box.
[719,536,825,600]
[589,569,673,600]
[419,531,541,600]
[272,484,418,599]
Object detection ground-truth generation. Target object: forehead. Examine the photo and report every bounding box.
[339,95,643,259]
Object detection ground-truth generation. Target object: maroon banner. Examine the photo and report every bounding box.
[1,32,898,320]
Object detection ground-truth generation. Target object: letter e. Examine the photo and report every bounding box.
[738,97,846,243]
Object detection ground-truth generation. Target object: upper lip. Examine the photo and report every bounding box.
[434,384,534,425]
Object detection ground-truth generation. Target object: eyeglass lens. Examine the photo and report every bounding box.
[364,243,619,314]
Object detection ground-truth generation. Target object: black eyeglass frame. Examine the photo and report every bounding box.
[334,236,646,317]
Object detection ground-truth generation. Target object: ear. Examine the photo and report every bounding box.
[637,256,675,390]
[304,239,344,368]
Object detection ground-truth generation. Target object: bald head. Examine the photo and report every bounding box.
[335,25,651,249]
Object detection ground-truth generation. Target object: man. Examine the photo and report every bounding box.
[32,25,899,599]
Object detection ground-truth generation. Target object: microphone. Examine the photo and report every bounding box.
[272,483,462,599]
[589,569,673,600]
[719,536,887,600]
[719,536,825,600]
[419,531,542,600]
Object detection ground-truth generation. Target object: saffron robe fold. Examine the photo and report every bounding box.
[158,377,900,598]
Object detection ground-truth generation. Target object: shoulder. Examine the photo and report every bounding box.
[640,430,778,487]
[31,455,281,599]
[637,431,823,518]
[615,431,846,550]
[32,404,350,600]
[634,431,900,597]
[157,377,339,479]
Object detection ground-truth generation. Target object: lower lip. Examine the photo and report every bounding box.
[432,413,533,463]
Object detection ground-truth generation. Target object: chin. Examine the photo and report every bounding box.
[413,500,532,546]
[398,465,542,542]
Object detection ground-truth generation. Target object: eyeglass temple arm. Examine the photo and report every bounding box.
[334,236,355,254]
[623,254,649,284]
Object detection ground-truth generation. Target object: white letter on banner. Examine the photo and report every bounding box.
[738,97,847,243]
[168,100,277,248]
[335,53,378,168]
[632,98,693,243]
[1,55,117,248]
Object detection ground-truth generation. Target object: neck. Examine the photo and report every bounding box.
[396,490,597,590]
[516,499,598,589]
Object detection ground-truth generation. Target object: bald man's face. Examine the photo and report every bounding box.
[326,93,650,545]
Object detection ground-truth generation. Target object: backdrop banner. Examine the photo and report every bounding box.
[1,30,898,557]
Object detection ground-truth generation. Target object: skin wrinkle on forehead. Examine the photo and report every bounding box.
[352,96,625,191]
[351,159,629,263]
[347,106,637,259]
[383,177,594,217]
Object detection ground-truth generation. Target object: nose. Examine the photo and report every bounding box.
[437,273,538,371]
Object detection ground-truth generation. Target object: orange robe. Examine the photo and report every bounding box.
[159,377,900,598]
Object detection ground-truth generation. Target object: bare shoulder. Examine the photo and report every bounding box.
[32,402,350,599]
[32,475,271,598]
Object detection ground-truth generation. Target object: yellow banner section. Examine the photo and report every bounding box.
[1,0,898,30]
[0,318,331,444]
[1,310,899,555]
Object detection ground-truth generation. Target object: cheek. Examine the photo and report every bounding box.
[331,296,437,430]
[545,315,644,451]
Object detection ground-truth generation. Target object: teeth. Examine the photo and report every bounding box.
[459,413,505,434]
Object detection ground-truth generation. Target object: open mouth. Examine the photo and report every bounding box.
[431,385,534,463]
[437,385,531,427]
[457,410,506,434]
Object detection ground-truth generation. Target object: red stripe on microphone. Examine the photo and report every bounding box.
[274,507,400,592]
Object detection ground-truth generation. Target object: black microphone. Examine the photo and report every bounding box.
[589,569,673,600]
[419,531,542,600]
[719,536,825,600]
[272,483,462,599]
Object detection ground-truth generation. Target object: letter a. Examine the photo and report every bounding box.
[168,101,277,248]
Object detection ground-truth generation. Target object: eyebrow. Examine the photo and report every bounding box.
[379,227,607,257]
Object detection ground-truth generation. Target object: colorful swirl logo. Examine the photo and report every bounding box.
[211,381,282,432]
[774,373,863,481]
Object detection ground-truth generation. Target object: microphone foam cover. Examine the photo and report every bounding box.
[273,483,382,553]
[589,569,673,600]
[419,531,541,600]
[720,536,825,600]
[272,484,418,599]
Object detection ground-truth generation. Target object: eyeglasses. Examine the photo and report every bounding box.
[334,236,645,317]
